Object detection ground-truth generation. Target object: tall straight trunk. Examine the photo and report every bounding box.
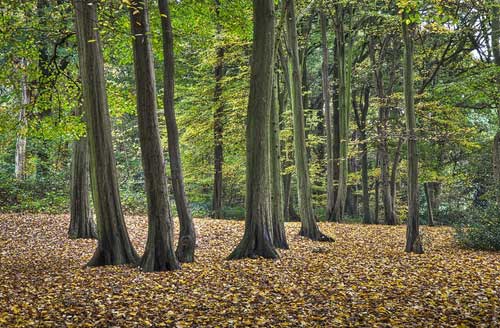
[390,137,403,207]
[374,179,380,224]
[15,59,29,180]
[73,0,138,266]
[491,2,500,204]
[129,0,179,271]
[212,0,225,219]
[328,50,340,220]
[68,105,97,239]
[333,4,352,221]
[360,130,371,223]
[369,39,398,225]
[271,74,288,249]
[320,13,335,222]
[424,182,434,226]
[354,86,371,223]
[158,0,196,263]
[403,14,423,254]
[228,0,278,260]
[285,0,332,242]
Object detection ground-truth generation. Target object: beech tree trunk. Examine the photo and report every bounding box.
[491,3,500,204]
[424,183,434,226]
[212,0,224,219]
[285,0,332,241]
[354,86,372,224]
[73,0,138,266]
[320,13,335,223]
[15,59,29,181]
[271,74,288,249]
[158,0,196,263]
[403,14,423,254]
[333,4,352,222]
[129,0,179,271]
[369,39,398,225]
[228,0,278,260]
[68,105,97,239]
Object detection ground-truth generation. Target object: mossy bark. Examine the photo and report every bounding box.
[285,0,332,242]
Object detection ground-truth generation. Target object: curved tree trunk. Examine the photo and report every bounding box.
[129,0,180,272]
[68,105,97,239]
[271,74,288,249]
[285,0,332,242]
[73,0,139,266]
[403,14,423,254]
[158,0,196,263]
[228,0,278,260]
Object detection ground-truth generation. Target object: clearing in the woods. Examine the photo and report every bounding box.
[0,214,498,327]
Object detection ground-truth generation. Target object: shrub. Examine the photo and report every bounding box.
[454,205,500,251]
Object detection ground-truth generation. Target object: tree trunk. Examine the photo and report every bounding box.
[354,86,372,224]
[320,13,336,223]
[369,39,398,225]
[212,0,225,219]
[390,137,403,206]
[73,0,139,266]
[328,50,340,220]
[491,3,500,204]
[271,74,288,249]
[374,179,380,224]
[129,0,180,271]
[424,182,434,226]
[15,59,29,181]
[333,4,352,222]
[285,0,332,241]
[158,0,196,263]
[403,14,423,254]
[228,0,278,260]
[68,105,97,239]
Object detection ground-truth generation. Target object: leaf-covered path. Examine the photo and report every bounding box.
[0,214,499,327]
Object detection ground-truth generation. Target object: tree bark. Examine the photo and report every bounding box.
[369,38,398,225]
[158,0,196,263]
[333,4,352,222]
[320,12,336,224]
[403,13,423,254]
[285,0,332,241]
[491,2,500,204]
[129,0,180,271]
[354,86,372,224]
[68,105,97,239]
[212,0,225,219]
[271,73,288,249]
[228,0,278,260]
[15,59,29,181]
[73,0,139,266]
[424,182,434,226]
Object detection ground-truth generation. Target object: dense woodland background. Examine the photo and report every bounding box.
[0,0,499,242]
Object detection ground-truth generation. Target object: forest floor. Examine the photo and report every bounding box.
[0,214,499,327]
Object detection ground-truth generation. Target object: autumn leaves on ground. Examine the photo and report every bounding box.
[0,214,499,327]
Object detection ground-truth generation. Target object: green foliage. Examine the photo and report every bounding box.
[455,205,500,251]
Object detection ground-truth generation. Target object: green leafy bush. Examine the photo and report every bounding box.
[455,205,500,251]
